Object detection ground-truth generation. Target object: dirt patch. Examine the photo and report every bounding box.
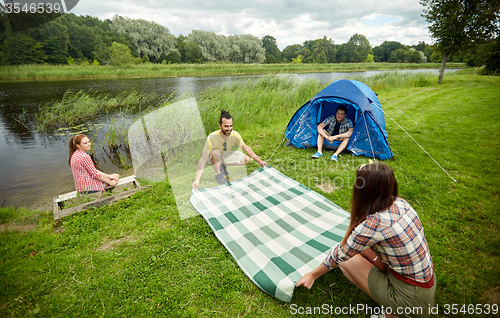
[98,236,133,251]
[316,182,340,193]
[485,286,500,304]
[0,223,37,232]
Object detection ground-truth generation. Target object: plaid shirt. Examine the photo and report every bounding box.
[70,149,104,192]
[323,197,434,283]
[323,116,353,136]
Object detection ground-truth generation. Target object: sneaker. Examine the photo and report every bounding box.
[215,173,228,185]
[312,151,323,159]
[220,164,229,176]
[330,154,338,161]
[370,314,385,318]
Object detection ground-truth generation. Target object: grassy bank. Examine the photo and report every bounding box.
[0,62,468,81]
[1,73,499,317]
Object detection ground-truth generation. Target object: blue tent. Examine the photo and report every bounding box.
[286,79,393,160]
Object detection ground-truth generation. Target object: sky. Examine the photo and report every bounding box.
[69,0,432,50]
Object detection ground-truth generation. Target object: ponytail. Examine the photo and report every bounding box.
[68,134,87,166]
[219,110,232,125]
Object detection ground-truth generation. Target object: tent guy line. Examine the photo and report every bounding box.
[372,99,457,182]
[378,95,418,126]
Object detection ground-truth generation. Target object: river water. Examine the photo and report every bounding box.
[0,69,453,209]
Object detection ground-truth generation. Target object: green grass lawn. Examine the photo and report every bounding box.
[1,72,499,317]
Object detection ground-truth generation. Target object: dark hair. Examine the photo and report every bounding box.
[337,105,348,114]
[341,163,398,246]
[219,110,232,125]
[68,134,88,166]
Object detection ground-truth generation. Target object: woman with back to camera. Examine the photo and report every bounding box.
[296,163,435,318]
[69,134,120,195]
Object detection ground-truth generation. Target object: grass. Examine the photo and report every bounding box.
[35,89,164,131]
[0,62,468,81]
[1,72,499,317]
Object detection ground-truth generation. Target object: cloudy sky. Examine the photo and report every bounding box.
[70,0,432,50]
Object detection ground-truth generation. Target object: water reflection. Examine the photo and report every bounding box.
[0,69,455,208]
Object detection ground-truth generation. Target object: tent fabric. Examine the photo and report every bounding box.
[286,79,393,160]
[190,167,350,302]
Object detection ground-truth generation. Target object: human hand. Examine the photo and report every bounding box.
[192,180,199,191]
[260,160,269,168]
[108,179,117,187]
[295,272,316,289]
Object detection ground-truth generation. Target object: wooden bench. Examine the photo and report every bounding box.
[53,185,149,221]
[53,175,140,214]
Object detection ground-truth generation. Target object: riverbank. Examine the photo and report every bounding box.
[1,73,499,316]
[0,62,468,81]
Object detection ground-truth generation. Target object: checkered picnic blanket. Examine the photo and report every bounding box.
[190,167,350,302]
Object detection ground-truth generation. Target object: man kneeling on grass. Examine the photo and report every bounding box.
[312,105,353,162]
[191,110,268,191]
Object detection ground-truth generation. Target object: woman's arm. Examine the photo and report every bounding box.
[97,174,117,187]
[295,263,330,289]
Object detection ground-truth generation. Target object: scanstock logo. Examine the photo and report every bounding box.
[2,0,80,32]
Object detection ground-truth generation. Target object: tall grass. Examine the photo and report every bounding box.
[0,62,468,81]
[35,90,160,131]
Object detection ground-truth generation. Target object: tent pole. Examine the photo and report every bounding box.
[362,113,377,160]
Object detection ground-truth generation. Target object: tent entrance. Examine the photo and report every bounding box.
[316,97,359,126]
[316,98,358,150]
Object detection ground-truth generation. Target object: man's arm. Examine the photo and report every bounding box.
[192,151,210,190]
[241,144,268,168]
[317,122,330,139]
[331,127,353,140]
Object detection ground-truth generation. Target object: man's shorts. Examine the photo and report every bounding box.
[368,267,436,318]
[206,150,246,166]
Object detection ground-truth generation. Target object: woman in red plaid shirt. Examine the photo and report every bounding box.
[69,134,120,194]
[296,163,435,318]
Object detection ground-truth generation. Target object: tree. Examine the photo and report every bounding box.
[262,35,281,63]
[182,41,204,63]
[372,41,405,62]
[307,36,336,63]
[485,38,500,73]
[338,34,372,63]
[108,41,134,66]
[187,30,229,62]
[282,44,302,62]
[1,32,46,65]
[227,34,265,63]
[420,0,500,83]
[291,55,303,63]
[110,15,176,62]
[388,48,408,63]
[164,51,182,64]
[44,36,67,64]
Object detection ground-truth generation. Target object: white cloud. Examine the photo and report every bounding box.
[70,0,432,49]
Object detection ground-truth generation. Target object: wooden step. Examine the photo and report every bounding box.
[53,185,149,220]
[53,175,140,213]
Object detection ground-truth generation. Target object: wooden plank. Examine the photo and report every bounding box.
[54,185,149,220]
[53,175,140,212]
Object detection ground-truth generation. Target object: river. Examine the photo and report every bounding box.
[0,69,455,209]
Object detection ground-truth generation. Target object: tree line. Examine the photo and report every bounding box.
[0,9,498,71]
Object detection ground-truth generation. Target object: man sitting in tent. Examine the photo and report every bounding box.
[312,105,353,161]
[192,110,268,190]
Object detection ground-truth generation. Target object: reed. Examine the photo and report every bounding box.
[0,62,468,81]
[35,90,159,131]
